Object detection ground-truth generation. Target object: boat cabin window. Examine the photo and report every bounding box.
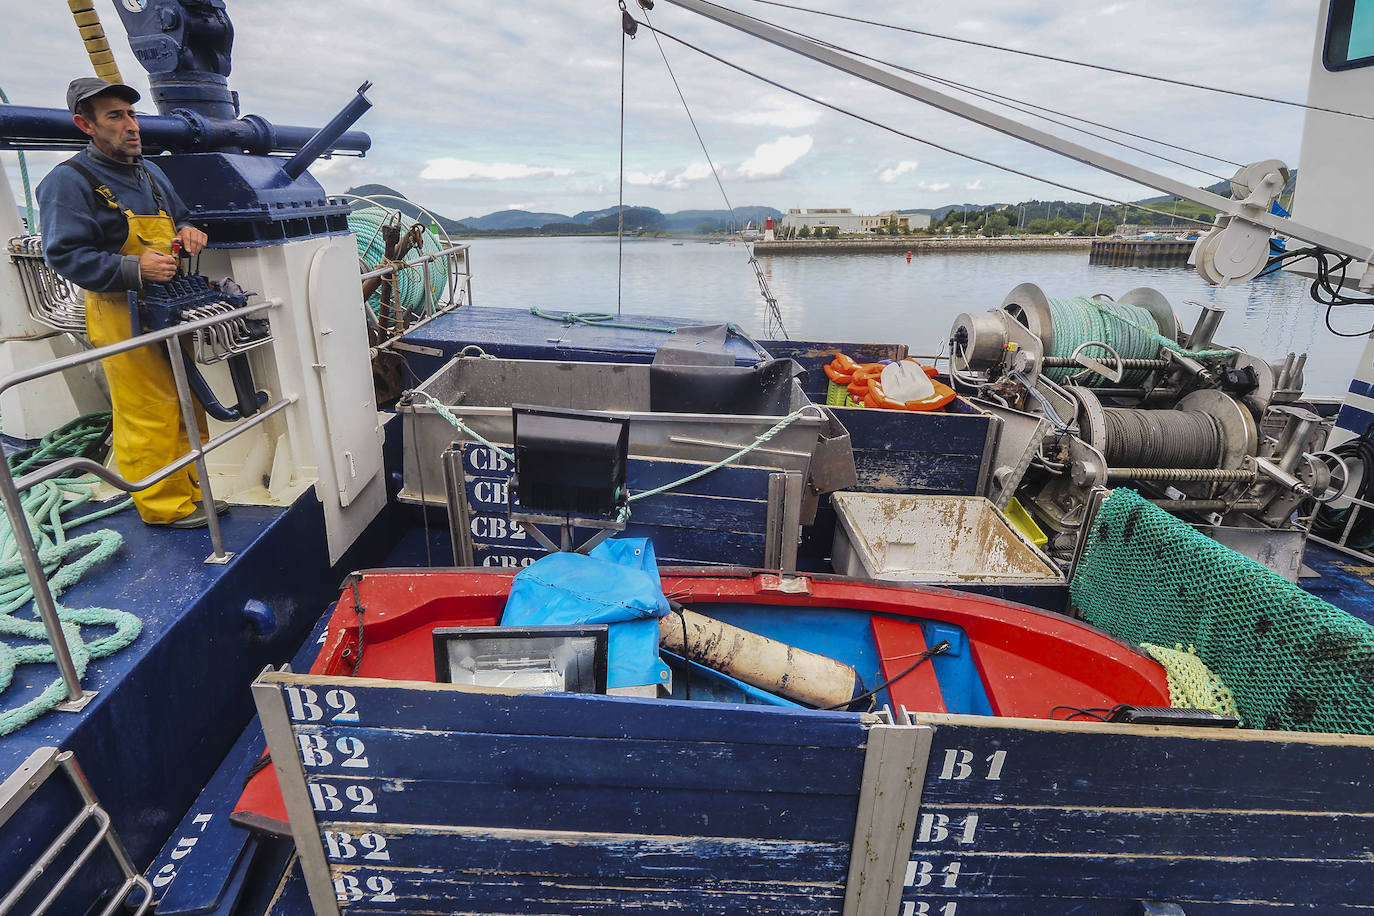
[1326,0,1374,70]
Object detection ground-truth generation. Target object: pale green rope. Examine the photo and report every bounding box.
[348,206,447,320]
[411,391,514,463]
[1080,296,1237,360]
[529,306,678,334]
[0,86,37,230]
[412,391,814,521]
[625,407,813,505]
[0,414,141,734]
[1044,295,1237,387]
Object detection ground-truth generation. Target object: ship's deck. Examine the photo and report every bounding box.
[5,304,1374,912]
[0,490,408,881]
[396,304,764,381]
[1299,542,1374,624]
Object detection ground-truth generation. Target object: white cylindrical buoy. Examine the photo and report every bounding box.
[660,608,862,708]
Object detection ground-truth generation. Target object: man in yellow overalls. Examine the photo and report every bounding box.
[37,78,220,528]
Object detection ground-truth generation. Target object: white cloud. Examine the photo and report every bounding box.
[505,202,536,210]
[308,156,377,190]
[627,162,713,190]
[918,181,952,192]
[420,159,575,181]
[736,135,813,180]
[965,179,985,191]
[879,161,921,184]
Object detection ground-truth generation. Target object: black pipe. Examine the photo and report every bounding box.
[0,105,370,157]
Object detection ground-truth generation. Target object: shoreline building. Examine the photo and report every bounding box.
[779,208,931,233]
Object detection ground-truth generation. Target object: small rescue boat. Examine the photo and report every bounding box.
[234,563,1170,835]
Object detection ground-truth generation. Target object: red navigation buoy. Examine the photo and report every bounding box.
[905,251,912,262]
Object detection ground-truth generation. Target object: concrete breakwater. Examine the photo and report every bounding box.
[753,236,1095,254]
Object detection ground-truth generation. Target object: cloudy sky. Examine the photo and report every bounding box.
[3,0,1324,220]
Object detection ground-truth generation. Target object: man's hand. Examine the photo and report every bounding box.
[139,249,177,284]
[176,225,208,256]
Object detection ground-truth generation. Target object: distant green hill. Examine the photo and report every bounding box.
[460,209,577,231]
[342,185,780,235]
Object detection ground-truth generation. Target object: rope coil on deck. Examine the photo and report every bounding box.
[0,413,141,735]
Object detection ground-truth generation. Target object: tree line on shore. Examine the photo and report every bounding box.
[782,198,1237,240]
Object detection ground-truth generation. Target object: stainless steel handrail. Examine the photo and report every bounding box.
[357,242,469,282]
[0,298,281,705]
[0,300,276,397]
[0,748,151,916]
[14,396,292,495]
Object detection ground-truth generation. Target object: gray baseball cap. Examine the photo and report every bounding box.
[66,77,140,114]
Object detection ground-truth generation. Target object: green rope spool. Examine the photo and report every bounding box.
[0,412,141,734]
[348,206,447,321]
[1044,295,1164,386]
[1040,294,1238,388]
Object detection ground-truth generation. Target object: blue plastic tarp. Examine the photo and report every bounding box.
[501,539,670,690]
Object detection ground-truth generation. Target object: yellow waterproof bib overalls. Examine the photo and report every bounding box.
[70,163,208,525]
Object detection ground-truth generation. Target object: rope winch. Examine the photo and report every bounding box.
[348,206,448,325]
[1041,295,1167,386]
[1099,407,1226,469]
[1071,387,1258,475]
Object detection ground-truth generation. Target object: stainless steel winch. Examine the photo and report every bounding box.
[949,282,1345,569]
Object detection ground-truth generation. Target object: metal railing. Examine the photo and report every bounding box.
[360,241,471,341]
[0,747,151,916]
[0,297,285,708]
[333,192,473,336]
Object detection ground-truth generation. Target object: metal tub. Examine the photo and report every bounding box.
[830,492,1064,597]
[399,355,827,507]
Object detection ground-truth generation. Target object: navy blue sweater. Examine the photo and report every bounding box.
[36,143,193,293]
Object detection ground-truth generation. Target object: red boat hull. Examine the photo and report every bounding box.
[234,567,1168,834]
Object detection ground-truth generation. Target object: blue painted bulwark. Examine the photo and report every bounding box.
[901,714,1374,913]
[147,606,341,913]
[247,666,1374,915]
[0,494,406,914]
[837,406,993,495]
[255,673,872,915]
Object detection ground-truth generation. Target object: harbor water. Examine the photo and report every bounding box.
[464,235,1373,399]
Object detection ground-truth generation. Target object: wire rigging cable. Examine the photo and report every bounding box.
[638,1,789,338]
[738,0,1374,122]
[618,6,630,317]
[633,17,1214,228]
[722,9,1239,181]
[876,68,1232,182]
[905,69,1242,170]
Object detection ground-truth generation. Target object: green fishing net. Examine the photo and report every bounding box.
[1071,489,1374,734]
